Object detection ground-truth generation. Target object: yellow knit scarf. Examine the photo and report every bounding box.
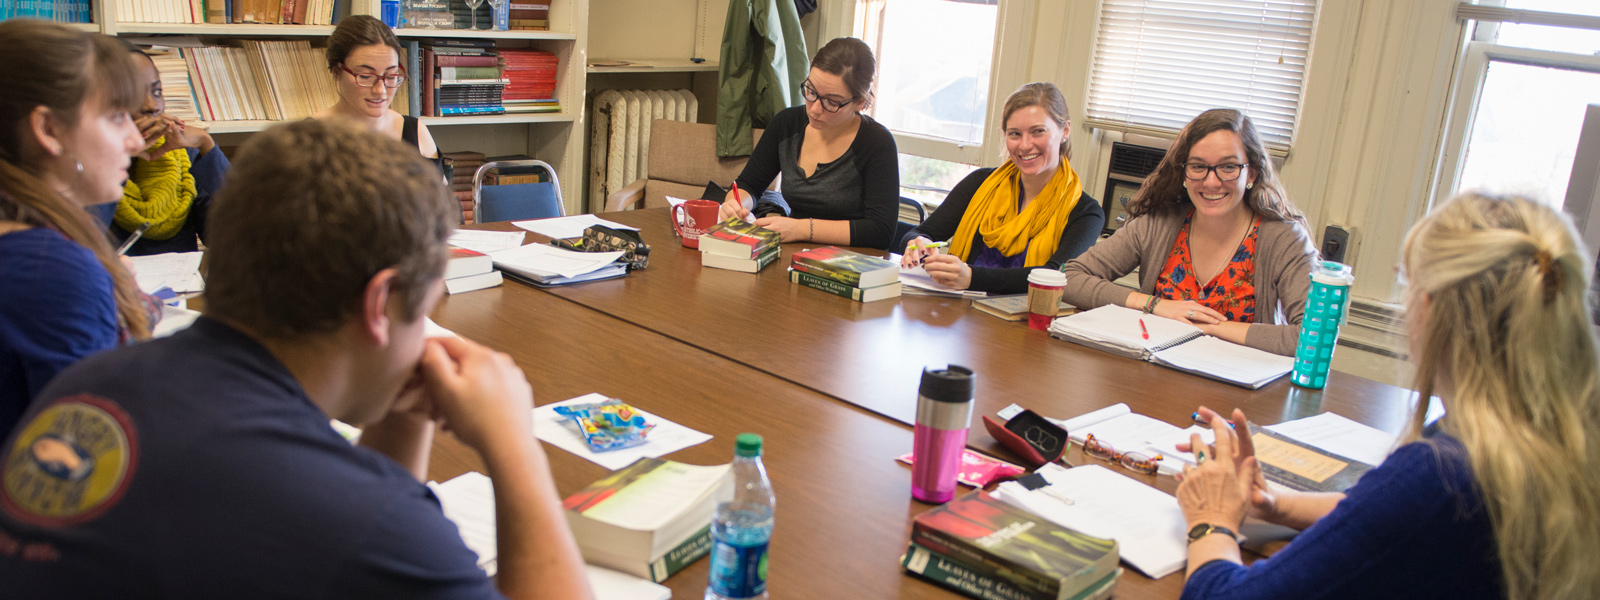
[114,141,195,242]
[949,159,1084,266]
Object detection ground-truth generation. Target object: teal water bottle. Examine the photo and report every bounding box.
[1292,261,1354,389]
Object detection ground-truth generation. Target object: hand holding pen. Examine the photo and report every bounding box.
[719,181,752,223]
[899,237,948,269]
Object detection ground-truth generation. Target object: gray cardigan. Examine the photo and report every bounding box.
[1061,211,1318,355]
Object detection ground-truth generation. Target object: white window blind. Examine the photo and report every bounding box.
[1086,0,1317,153]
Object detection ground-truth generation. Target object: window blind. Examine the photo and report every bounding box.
[1085,0,1318,154]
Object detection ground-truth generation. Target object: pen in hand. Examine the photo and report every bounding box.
[117,222,151,256]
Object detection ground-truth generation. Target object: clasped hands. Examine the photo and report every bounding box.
[136,113,214,161]
[1175,407,1285,533]
[383,336,536,451]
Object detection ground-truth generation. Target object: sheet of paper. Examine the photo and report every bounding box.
[129,251,204,293]
[1250,433,1348,483]
[424,317,458,339]
[1074,413,1213,474]
[994,464,1189,579]
[150,305,201,338]
[898,266,987,298]
[448,229,526,254]
[489,244,625,279]
[1154,336,1294,387]
[429,472,672,599]
[512,214,641,239]
[534,393,714,470]
[1265,412,1396,466]
[1050,305,1200,353]
[665,195,689,208]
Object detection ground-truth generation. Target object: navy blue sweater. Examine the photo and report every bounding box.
[1182,428,1503,600]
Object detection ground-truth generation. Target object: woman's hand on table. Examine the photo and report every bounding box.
[921,254,973,290]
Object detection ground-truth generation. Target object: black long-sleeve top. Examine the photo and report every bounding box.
[733,106,900,249]
[900,167,1105,294]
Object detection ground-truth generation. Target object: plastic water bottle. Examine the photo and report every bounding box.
[705,433,775,600]
[1292,261,1355,389]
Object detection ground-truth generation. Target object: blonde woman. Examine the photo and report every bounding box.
[898,82,1104,294]
[1175,193,1600,599]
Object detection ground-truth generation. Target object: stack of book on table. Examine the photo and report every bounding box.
[1048,305,1295,389]
[563,457,733,582]
[904,491,1120,600]
[699,218,782,273]
[444,247,503,294]
[789,246,902,302]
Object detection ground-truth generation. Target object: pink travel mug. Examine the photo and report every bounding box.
[912,365,975,504]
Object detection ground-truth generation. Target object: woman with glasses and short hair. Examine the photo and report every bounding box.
[718,37,899,249]
[315,16,442,173]
[1061,108,1316,356]
[898,82,1104,294]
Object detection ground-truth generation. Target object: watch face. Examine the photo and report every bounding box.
[1187,523,1213,541]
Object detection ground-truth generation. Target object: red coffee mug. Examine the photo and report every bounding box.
[672,199,722,249]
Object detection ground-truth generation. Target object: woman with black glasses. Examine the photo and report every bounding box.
[1061,109,1316,356]
[315,16,442,173]
[718,37,899,249]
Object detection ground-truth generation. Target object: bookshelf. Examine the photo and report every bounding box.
[81,0,592,213]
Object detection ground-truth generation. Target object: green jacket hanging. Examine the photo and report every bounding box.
[716,0,808,157]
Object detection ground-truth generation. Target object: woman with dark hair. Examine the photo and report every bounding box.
[0,21,150,433]
[718,37,900,249]
[1061,108,1316,355]
[314,15,441,171]
[108,43,231,255]
[899,82,1104,294]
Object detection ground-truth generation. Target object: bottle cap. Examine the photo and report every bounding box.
[919,365,975,403]
[1312,260,1355,286]
[735,433,763,457]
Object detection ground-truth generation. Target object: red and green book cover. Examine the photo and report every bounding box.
[909,492,1119,599]
[699,218,781,259]
[790,246,899,288]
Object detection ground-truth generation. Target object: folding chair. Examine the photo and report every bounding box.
[472,159,564,223]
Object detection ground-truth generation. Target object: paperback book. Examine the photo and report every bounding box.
[789,268,902,302]
[909,491,1120,600]
[698,218,780,260]
[702,244,781,273]
[790,246,898,288]
[563,457,733,582]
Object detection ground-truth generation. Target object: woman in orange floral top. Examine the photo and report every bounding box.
[1061,109,1317,356]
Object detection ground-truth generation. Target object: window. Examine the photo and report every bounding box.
[1084,0,1318,153]
[1439,1,1600,211]
[854,0,1000,200]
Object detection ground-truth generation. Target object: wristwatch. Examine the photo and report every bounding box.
[1186,523,1240,544]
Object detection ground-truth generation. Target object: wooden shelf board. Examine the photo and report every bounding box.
[393,28,576,41]
[202,113,573,134]
[114,22,337,36]
[587,58,718,73]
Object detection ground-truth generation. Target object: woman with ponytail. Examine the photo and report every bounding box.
[1173,193,1600,600]
[899,83,1104,294]
[107,42,229,255]
[0,20,149,434]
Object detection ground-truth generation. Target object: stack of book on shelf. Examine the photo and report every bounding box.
[563,458,733,582]
[118,0,339,24]
[698,218,781,273]
[508,0,547,30]
[418,40,509,117]
[1048,305,1295,389]
[444,247,503,294]
[179,40,339,122]
[444,151,485,224]
[6,0,93,23]
[143,46,202,123]
[904,491,1121,600]
[499,49,560,114]
[789,246,902,302]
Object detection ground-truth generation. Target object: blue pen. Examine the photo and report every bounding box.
[1192,412,1237,429]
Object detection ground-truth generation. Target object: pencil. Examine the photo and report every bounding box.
[117,222,151,256]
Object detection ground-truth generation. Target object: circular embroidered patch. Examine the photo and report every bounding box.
[2,395,139,527]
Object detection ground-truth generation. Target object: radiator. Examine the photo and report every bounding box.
[589,89,699,212]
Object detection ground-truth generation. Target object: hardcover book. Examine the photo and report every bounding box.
[790,246,898,288]
[698,218,781,259]
[909,491,1120,600]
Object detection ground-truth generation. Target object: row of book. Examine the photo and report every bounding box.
[116,0,339,24]
[1,0,92,23]
[697,218,905,303]
[407,39,558,117]
[155,39,340,122]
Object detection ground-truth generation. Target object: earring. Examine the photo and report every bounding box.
[1246,182,1253,190]
[74,159,83,174]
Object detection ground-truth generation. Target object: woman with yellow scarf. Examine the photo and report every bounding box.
[107,43,229,255]
[900,83,1104,294]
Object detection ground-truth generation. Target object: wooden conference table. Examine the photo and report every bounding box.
[425,208,1417,599]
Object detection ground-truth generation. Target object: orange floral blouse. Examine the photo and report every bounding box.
[1153,214,1259,322]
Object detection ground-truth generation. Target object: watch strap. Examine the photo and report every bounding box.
[1187,523,1239,544]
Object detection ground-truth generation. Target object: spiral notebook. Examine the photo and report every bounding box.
[1048,305,1294,389]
